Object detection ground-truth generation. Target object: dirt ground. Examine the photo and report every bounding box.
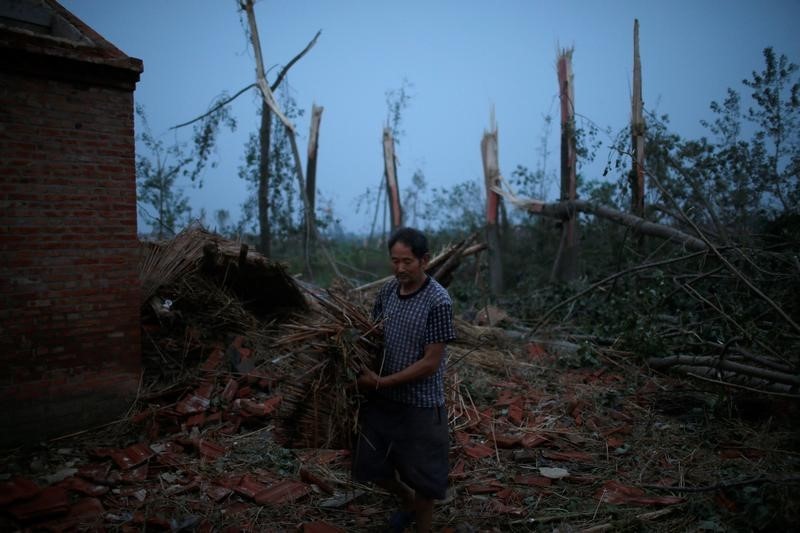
[1,319,798,532]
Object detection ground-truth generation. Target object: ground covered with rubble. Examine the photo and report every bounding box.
[1,229,798,532]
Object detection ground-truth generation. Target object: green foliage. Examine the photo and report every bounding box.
[419,179,485,233]
[237,85,305,248]
[385,78,414,142]
[135,105,192,239]
[402,169,428,228]
[601,47,799,240]
[188,93,237,188]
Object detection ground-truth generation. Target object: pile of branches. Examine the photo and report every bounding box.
[271,289,381,449]
[137,226,490,449]
[522,239,800,397]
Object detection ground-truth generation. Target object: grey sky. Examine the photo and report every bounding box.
[62,0,800,233]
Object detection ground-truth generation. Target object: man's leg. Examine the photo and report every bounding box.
[414,495,434,532]
[375,476,415,511]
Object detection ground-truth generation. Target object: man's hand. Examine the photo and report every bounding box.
[357,368,381,390]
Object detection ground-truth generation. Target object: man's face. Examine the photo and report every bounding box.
[390,241,428,287]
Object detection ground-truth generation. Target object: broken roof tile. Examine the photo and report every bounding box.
[507,403,524,426]
[301,521,346,533]
[119,463,149,484]
[185,412,207,428]
[92,443,154,470]
[59,476,109,497]
[521,434,548,448]
[236,395,282,417]
[526,342,551,361]
[488,498,525,516]
[606,435,626,448]
[109,443,155,470]
[465,480,505,494]
[198,439,227,460]
[597,480,684,506]
[200,347,224,373]
[449,458,466,480]
[156,452,184,468]
[204,484,233,502]
[299,449,350,466]
[176,382,214,415]
[219,418,242,435]
[542,450,594,463]
[492,434,522,448]
[0,476,40,506]
[462,442,495,460]
[221,378,239,404]
[34,497,104,531]
[77,462,111,483]
[511,449,539,463]
[131,510,172,529]
[233,475,269,499]
[7,485,70,522]
[221,501,251,517]
[494,390,522,407]
[299,467,334,494]
[512,474,552,487]
[254,479,312,505]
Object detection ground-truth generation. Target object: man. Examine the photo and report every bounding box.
[353,227,456,533]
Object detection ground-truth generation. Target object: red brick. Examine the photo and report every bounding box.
[0,27,141,448]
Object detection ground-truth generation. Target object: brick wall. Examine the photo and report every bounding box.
[0,49,142,447]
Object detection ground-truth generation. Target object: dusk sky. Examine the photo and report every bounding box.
[61,0,800,234]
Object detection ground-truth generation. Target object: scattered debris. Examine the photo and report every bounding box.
[1,230,798,531]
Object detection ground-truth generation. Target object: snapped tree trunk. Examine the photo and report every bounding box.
[382,127,402,232]
[481,115,504,297]
[303,104,323,263]
[242,0,318,275]
[258,101,272,256]
[631,19,646,219]
[553,47,579,283]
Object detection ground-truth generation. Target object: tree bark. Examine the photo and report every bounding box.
[631,19,645,218]
[648,354,800,386]
[302,104,323,279]
[481,116,504,296]
[258,101,272,256]
[555,48,579,282]
[242,0,317,274]
[496,194,709,252]
[306,104,323,234]
[382,127,402,232]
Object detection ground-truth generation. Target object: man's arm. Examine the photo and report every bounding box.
[357,342,446,390]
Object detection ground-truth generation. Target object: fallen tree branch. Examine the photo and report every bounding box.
[170,83,256,130]
[647,354,800,387]
[642,475,800,493]
[354,237,486,292]
[653,363,798,395]
[490,184,709,251]
[530,250,710,334]
[646,171,800,336]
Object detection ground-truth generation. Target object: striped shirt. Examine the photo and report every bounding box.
[372,276,456,407]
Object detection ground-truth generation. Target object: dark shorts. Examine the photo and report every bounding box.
[352,396,449,500]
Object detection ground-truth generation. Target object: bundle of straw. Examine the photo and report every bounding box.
[138,225,211,306]
[271,289,381,449]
